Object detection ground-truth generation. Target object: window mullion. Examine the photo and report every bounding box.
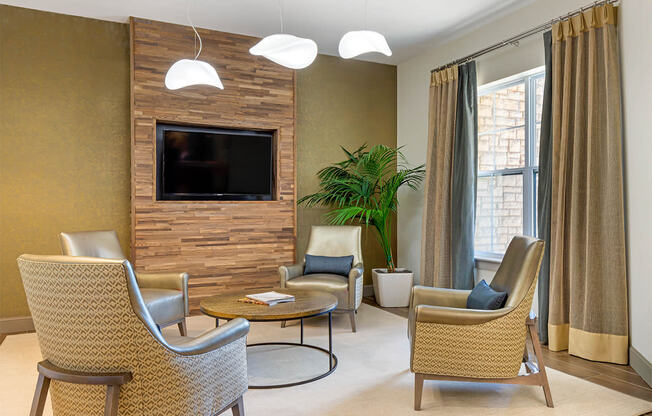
[491,92,496,252]
[523,75,532,237]
[479,167,526,177]
[478,124,525,136]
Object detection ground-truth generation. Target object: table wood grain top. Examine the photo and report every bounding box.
[199,289,338,321]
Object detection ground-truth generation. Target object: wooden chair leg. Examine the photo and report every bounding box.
[104,384,120,416]
[414,373,424,411]
[349,310,357,333]
[30,373,50,416]
[178,319,188,336]
[231,395,245,416]
[35,360,131,415]
[522,344,532,373]
[528,322,554,408]
[281,320,286,328]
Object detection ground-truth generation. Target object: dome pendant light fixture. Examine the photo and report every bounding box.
[338,0,392,59]
[165,0,223,90]
[249,0,317,69]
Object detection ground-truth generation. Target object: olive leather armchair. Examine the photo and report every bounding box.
[60,230,190,335]
[280,225,364,332]
[17,254,249,416]
[409,236,553,410]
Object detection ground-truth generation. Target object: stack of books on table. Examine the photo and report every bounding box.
[239,291,295,306]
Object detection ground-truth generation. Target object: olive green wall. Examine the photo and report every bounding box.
[0,7,397,319]
[296,55,397,285]
[0,6,131,318]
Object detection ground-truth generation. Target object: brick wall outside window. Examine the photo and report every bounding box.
[475,73,544,254]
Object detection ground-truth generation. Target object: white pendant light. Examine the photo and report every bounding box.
[339,0,392,59]
[249,0,317,69]
[165,59,223,90]
[165,0,223,90]
[338,30,392,59]
[249,34,317,69]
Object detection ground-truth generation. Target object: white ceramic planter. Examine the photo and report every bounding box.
[372,268,414,307]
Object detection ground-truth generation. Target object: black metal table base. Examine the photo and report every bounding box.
[246,311,337,389]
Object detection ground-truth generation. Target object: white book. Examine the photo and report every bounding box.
[246,291,295,306]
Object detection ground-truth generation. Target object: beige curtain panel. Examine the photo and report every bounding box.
[548,4,628,364]
[420,66,458,287]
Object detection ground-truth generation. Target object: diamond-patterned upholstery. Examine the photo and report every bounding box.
[17,255,248,415]
[59,230,190,329]
[409,236,544,379]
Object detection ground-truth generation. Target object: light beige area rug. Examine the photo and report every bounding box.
[1,303,650,415]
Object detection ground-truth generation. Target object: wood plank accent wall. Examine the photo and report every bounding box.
[130,18,296,312]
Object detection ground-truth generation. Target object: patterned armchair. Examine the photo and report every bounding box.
[17,254,249,416]
[408,236,553,410]
[280,225,364,332]
[59,230,190,336]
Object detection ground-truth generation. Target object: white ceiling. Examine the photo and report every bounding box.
[1,0,530,64]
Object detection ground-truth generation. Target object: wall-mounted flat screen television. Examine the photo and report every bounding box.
[156,123,274,201]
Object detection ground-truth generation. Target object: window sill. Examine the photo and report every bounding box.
[474,254,503,264]
[475,255,502,273]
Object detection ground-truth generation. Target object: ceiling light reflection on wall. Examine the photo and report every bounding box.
[249,34,318,69]
[338,30,392,59]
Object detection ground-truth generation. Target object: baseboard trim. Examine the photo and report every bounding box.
[0,316,34,334]
[630,346,652,388]
[363,284,374,298]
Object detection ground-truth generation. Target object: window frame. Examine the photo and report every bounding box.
[475,67,545,260]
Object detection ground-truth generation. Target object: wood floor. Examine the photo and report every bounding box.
[362,296,652,404]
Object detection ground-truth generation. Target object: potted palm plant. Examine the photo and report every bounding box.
[299,144,425,307]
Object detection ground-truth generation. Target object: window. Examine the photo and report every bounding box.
[475,68,545,256]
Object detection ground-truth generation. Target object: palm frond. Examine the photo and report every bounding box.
[299,144,426,271]
[325,206,369,225]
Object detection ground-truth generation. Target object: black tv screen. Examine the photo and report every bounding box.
[156,124,274,201]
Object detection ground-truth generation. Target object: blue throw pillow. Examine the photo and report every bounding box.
[304,254,354,277]
[466,280,508,310]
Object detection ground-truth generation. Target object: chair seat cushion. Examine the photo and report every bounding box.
[285,274,349,310]
[466,280,508,310]
[140,288,185,325]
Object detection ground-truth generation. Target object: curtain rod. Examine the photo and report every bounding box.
[430,0,619,74]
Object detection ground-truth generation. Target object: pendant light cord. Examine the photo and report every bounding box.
[364,0,368,29]
[187,0,202,60]
[278,0,284,33]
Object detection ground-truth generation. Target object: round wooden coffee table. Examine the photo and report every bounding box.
[199,288,338,389]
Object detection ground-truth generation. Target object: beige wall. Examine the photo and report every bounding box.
[0,7,398,318]
[0,6,131,318]
[620,0,652,373]
[296,54,397,285]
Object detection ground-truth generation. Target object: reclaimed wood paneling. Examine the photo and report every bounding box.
[130,18,296,312]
